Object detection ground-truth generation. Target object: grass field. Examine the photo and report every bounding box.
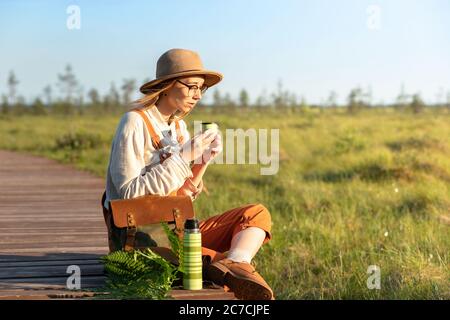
[1,107,449,299]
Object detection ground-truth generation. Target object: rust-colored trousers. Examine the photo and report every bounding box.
[199,203,272,263]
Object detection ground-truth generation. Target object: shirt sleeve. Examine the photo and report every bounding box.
[109,112,193,199]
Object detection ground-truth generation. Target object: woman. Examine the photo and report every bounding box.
[103,48,274,300]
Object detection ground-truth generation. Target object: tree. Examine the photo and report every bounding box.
[57,64,80,104]
[435,87,445,107]
[364,85,373,107]
[43,85,52,105]
[104,82,120,109]
[30,98,47,115]
[287,92,298,108]
[1,95,9,115]
[121,78,136,106]
[7,71,19,105]
[239,89,249,107]
[395,83,409,109]
[271,80,289,108]
[255,89,269,108]
[299,96,309,110]
[347,87,365,113]
[12,95,27,115]
[326,91,338,108]
[409,93,425,113]
[212,89,223,107]
[87,88,100,105]
[223,92,236,108]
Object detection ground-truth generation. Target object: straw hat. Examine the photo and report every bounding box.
[140,48,223,94]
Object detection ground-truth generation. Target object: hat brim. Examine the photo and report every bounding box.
[140,70,223,94]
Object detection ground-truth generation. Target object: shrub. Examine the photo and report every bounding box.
[55,131,103,151]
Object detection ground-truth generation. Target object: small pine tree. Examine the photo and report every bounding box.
[31,98,47,115]
[1,95,9,115]
[239,89,249,107]
[212,89,223,108]
[57,64,80,104]
[7,71,19,105]
[347,87,364,113]
[121,79,136,106]
[409,93,425,113]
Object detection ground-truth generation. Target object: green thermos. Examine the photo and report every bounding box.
[183,218,203,290]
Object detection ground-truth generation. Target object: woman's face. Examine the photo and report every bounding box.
[165,76,206,114]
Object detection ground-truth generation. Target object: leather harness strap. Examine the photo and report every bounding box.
[133,107,185,147]
[175,120,185,144]
[132,108,163,150]
[124,212,137,252]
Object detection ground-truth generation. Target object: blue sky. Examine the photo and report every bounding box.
[0,0,449,104]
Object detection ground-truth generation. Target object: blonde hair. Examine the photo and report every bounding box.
[130,78,193,123]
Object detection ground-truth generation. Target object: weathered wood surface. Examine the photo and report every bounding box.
[0,150,234,300]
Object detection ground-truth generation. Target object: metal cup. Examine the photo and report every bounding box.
[201,122,219,133]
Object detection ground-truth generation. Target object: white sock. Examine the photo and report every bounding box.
[227,227,266,264]
[227,248,253,264]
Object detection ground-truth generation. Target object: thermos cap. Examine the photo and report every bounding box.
[184,218,199,230]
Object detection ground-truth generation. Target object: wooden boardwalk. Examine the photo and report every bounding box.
[0,150,234,300]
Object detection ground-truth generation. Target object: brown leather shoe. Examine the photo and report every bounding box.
[206,258,274,300]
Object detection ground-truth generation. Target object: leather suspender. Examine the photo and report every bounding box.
[174,120,185,144]
[132,108,163,150]
[132,107,185,148]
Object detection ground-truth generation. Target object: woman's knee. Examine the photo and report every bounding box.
[243,203,272,230]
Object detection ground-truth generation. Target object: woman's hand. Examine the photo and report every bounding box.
[201,132,223,164]
[176,178,202,201]
[180,129,217,164]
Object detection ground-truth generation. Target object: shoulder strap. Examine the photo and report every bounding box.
[132,108,163,150]
[133,108,185,147]
[175,120,185,144]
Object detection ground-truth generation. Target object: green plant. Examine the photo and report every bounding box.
[98,223,183,300]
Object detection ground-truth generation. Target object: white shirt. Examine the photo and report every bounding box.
[104,105,193,209]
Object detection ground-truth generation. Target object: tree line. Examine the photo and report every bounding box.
[2,65,450,116]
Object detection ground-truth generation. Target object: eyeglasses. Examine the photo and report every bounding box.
[177,80,208,97]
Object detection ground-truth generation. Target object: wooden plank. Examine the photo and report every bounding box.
[0,238,106,246]
[0,288,235,300]
[0,218,104,223]
[0,202,101,207]
[0,275,106,289]
[0,221,106,229]
[0,241,108,249]
[0,265,104,279]
[0,247,109,254]
[0,231,106,236]
[0,227,105,231]
[0,189,103,194]
[0,213,103,218]
[0,183,102,188]
[0,289,100,300]
[0,216,105,225]
[0,287,234,300]
[0,259,101,268]
[0,253,105,262]
[0,264,104,279]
